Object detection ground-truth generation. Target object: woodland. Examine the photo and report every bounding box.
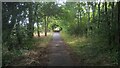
[2,1,119,66]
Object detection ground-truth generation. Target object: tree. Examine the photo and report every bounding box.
[98,2,101,28]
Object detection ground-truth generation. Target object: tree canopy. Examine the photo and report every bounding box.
[2,1,119,66]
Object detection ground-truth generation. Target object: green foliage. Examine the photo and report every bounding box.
[60,2,118,65]
[2,2,55,66]
[2,2,59,50]
[2,2,118,66]
[61,32,118,65]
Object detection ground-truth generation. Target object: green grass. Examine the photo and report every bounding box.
[61,31,118,66]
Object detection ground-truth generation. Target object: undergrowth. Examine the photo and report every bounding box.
[61,32,118,66]
[2,33,52,66]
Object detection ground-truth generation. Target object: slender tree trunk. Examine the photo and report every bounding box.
[92,3,95,22]
[92,3,96,36]
[98,2,100,28]
[16,22,21,50]
[80,10,82,24]
[37,16,40,37]
[45,16,47,36]
[77,2,80,35]
[111,2,114,25]
[47,16,49,33]
[105,2,111,45]
[111,2,115,44]
[28,3,34,38]
[35,4,40,37]
[86,2,90,37]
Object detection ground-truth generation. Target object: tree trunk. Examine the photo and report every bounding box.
[35,4,40,37]
[45,16,47,36]
[92,3,95,22]
[98,2,100,28]
[111,2,115,44]
[16,22,21,50]
[86,2,90,37]
[77,2,80,35]
[28,3,34,38]
[105,2,111,45]
[92,3,96,36]
[37,16,40,37]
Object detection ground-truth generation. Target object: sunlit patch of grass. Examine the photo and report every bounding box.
[34,32,52,48]
[61,32,118,66]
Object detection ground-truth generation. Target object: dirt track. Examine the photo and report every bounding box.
[47,32,74,66]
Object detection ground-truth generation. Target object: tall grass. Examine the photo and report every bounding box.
[61,31,118,66]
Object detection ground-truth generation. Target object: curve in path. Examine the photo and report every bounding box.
[47,32,74,66]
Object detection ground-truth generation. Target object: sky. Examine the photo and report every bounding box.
[55,0,66,6]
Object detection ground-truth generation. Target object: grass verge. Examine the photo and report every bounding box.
[2,32,52,66]
[61,32,118,66]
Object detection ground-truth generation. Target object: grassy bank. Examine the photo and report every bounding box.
[61,32,118,66]
[2,32,52,66]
